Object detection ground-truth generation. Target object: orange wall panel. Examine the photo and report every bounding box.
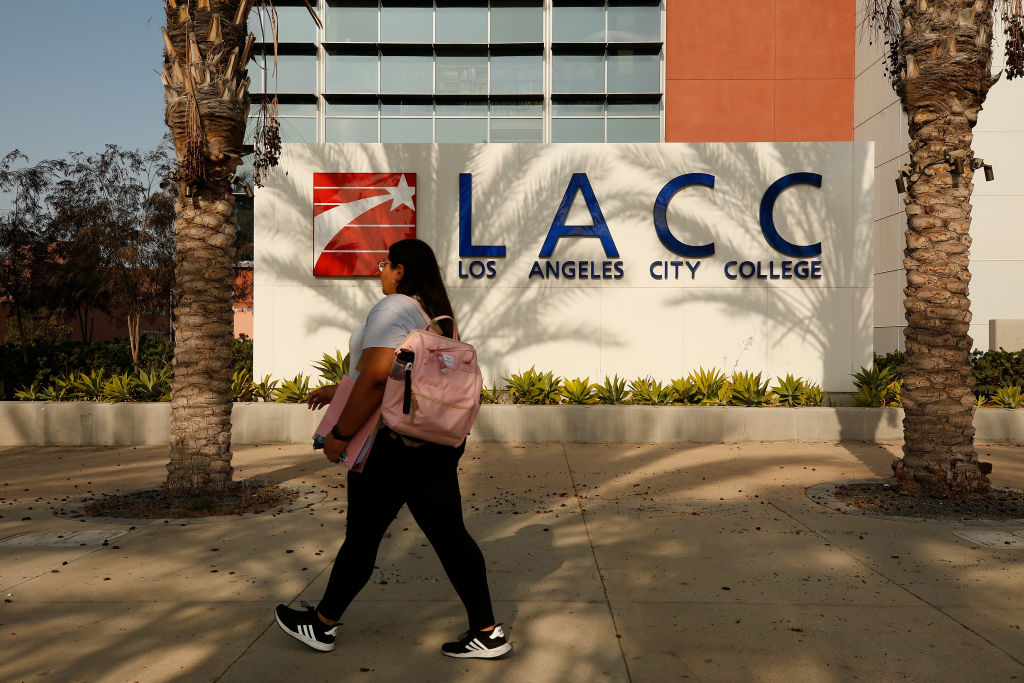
[775,0,855,79]
[666,0,776,80]
[774,80,854,141]
[666,80,774,142]
[665,0,855,142]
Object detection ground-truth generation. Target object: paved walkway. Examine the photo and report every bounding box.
[2,441,1024,682]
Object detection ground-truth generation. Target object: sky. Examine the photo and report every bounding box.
[0,0,169,202]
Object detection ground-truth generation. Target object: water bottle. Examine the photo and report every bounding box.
[390,349,415,380]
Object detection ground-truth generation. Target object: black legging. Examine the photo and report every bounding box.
[316,427,496,630]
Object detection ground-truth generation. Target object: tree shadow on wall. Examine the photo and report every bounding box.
[254,141,876,406]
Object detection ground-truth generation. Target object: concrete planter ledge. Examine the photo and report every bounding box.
[1,402,1022,446]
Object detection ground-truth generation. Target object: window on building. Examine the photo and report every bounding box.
[436,4,488,43]
[553,3,605,42]
[436,55,488,95]
[254,1,663,144]
[381,53,433,94]
[381,4,433,43]
[326,1,378,42]
[490,3,543,43]
[491,54,543,94]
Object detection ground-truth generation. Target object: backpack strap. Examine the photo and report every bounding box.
[398,294,460,341]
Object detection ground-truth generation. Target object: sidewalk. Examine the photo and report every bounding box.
[2,440,1024,682]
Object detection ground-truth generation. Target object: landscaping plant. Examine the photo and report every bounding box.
[595,375,629,405]
[560,377,597,405]
[273,374,311,403]
[729,371,771,407]
[688,367,728,405]
[992,385,1024,409]
[629,377,674,406]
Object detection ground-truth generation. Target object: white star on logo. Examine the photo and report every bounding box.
[385,174,415,212]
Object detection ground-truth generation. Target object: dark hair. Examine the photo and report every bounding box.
[389,238,456,338]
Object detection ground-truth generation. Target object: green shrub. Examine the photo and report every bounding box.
[972,349,1024,398]
[533,370,562,405]
[874,350,905,380]
[71,369,107,401]
[801,382,827,407]
[688,367,728,405]
[312,350,349,384]
[232,335,254,376]
[0,336,255,400]
[886,378,903,407]
[851,364,896,407]
[274,374,311,403]
[730,371,771,406]
[772,374,805,407]
[252,375,279,402]
[669,377,695,405]
[505,367,561,405]
[992,385,1023,409]
[481,382,503,404]
[136,366,172,402]
[595,375,629,405]
[14,382,45,401]
[232,369,254,402]
[560,377,597,404]
[102,373,136,402]
[629,377,673,405]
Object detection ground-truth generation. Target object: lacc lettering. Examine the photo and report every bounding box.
[529,260,624,280]
[458,260,497,279]
[649,260,701,280]
[723,260,823,280]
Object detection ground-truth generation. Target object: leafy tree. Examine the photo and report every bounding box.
[0,151,62,364]
[866,0,1023,499]
[47,143,175,364]
[160,0,318,494]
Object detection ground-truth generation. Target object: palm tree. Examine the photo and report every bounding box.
[160,0,317,494]
[867,0,1022,499]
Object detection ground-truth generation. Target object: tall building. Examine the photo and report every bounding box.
[244,1,854,147]
[246,1,1024,384]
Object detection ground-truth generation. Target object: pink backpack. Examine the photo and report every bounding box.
[380,296,483,447]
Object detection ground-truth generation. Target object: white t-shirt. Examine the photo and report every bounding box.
[348,295,425,380]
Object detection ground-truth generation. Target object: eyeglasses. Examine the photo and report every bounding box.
[377,260,389,272]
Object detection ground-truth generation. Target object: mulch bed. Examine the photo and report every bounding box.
[833,482,1024,521]
[83,481,300,519]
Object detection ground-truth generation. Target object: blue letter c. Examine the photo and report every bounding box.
[759,173,823,258]
[652,174,715,258]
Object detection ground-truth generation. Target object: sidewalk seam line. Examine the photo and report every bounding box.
[769,500,1024,668]
[213,549,334,680]
[562,442,634,683]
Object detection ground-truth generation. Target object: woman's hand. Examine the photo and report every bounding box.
[323,434,347,463]
[307,384,338,410]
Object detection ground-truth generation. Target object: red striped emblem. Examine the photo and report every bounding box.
[313,173,417,276]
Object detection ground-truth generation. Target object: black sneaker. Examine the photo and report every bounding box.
[441,624,512,659]
[274,603,338,652]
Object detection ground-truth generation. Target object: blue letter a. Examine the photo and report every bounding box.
[539,173,619,258]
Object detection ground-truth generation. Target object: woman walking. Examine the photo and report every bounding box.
[274,238,510,659]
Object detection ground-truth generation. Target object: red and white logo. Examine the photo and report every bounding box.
[313,173,417,276]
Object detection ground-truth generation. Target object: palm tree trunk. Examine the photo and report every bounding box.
[167,188,236,492]
[892,0,995,499]
[162,1,250,494]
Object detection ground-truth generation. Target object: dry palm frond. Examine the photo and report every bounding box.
[181,27,206,187]
[1002,0,1024,78]
[251,96,280,187]
[864,0,903,87]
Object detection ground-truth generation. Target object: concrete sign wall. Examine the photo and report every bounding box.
[254,142,874,391]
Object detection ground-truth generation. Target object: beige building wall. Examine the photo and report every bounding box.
[855,3,1024,353]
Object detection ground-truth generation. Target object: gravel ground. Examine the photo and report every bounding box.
[833,482,1024,521]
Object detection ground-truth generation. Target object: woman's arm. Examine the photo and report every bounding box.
[322,347,393,463]
[306,384,338,410]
